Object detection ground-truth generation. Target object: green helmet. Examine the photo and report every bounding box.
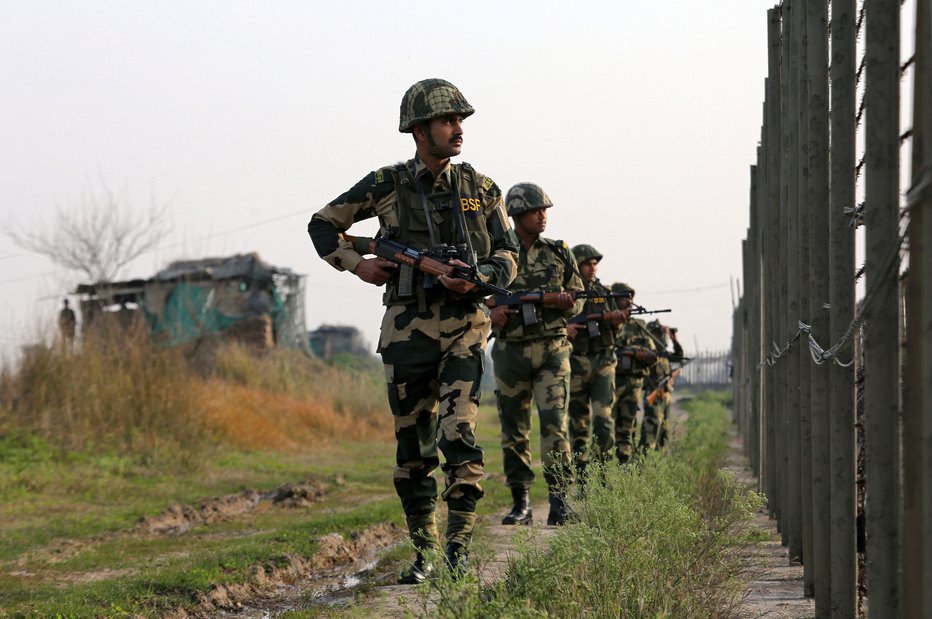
[505,183,553,217]
[572,244,603,265]
[612,282,635,297]
[399,79,475,133]
[647,319,664,333]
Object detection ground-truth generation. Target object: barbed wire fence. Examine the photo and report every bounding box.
[731,0,930,617]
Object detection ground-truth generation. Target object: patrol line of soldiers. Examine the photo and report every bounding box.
[307,78,685,584]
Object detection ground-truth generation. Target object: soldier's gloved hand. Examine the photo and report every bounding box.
[552,291,574,311]
[438,259,476,294]
[489,305,516,327]
[607,309,627,325]
[354,257,398,286]
[565,322,583,340]
[636,350,658,365]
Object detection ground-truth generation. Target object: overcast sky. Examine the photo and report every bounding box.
[1,0,784,358]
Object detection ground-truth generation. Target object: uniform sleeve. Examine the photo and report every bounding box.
[561,243,586,317]
[671,338,685,362]
[307,171,386,273]
[476,175,518,288]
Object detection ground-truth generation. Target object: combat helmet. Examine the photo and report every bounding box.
[647,319,664,333]
[572,244,603,265]
[611,282,635,298]
[505,183,553,217]
[399,79,475,133]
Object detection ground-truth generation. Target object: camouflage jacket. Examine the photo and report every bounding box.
[308,155,518,307]
[569,278,623,356]
[645,336,684,388]
[614,317,658,378]
[492,236,584,342]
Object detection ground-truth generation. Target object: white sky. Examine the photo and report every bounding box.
[0,0,781,358]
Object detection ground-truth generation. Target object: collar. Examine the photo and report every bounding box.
[411,154,452,186]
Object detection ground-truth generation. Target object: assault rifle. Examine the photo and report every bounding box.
[567,309,626,338]
[342,233,512,296]
[485,290,632,327]
[645,362,688,406]
[628,303,672,316]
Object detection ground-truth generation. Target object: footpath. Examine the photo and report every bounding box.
[728,433,815,619]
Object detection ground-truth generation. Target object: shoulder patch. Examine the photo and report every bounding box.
[374,169,385,184]
[481,177,495,191]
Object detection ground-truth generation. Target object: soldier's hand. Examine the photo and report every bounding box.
[354,257,397,286]
[607,309,627,325]
[670,327,679,341]
[438,259,476,293]
[552,291,575,311]
[636,350,658,365]
[565,322,583,340]
[489,305,516,327]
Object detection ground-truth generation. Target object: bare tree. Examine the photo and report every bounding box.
[8,175,171,283]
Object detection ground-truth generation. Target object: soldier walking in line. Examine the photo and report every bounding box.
[609,283,658,463]
[308,79,518,582]
[640,320,684,451]
[490,183,583,526]
[565,245,626,478]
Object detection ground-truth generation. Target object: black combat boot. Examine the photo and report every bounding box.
[501,486,533,525]
[444,542,469,579]
[547,490,570,526]
[397,551,433,585]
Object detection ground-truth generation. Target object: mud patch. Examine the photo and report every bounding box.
[269,479,327,508]
[168,522,404,618]
[136,489,262,535]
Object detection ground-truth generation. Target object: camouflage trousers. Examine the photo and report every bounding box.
[492,336,573,490]
[640,387,672,451]
[568,349,616,469]
[379,298,487,548]
[612,374,643,461]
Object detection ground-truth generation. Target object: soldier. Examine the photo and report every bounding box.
[307,79,518,583]
[640,320,684,451]
[58,298,77,350]
[609,283,658,463]
[565,245,626,477]
[490,183,584,526]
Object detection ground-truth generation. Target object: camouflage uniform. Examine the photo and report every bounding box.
[640,325,684,450]
[308,79,519,559]
[567,254,622,470]
[492,186,583,494]
[612,316,658,461]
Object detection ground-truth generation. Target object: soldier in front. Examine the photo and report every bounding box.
[307,79,518,582]
[490,183,584,526]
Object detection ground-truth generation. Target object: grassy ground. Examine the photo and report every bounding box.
[2,335,756,618]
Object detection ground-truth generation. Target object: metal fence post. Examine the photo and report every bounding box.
[828,1,858,615]
[863,0,902,615]
[806,0,831,613]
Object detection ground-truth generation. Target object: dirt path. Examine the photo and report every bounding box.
[726,434,815,619]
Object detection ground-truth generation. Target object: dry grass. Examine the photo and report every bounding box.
[0,327,391,462]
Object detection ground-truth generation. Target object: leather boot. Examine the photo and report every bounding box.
[398,551,433,585]
[444,542,468,579]
[501,486,533,525]
[547,490,569,526]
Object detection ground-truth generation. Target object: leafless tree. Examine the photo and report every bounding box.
[7,176,172,282]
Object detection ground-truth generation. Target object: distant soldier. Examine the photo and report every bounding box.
[58,299,76,350]
[490,183,584,526]
[610,283,658,463]
[565,245,626,477]
[640,320,684,451]
[308,79,518,582]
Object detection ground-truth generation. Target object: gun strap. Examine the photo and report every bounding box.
[450,168,476,265]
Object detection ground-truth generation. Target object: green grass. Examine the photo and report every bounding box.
[0,433,400,617]
[408,390,763,619]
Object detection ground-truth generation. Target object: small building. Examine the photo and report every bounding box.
[75,253,309,351]
[308,325,370,359]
